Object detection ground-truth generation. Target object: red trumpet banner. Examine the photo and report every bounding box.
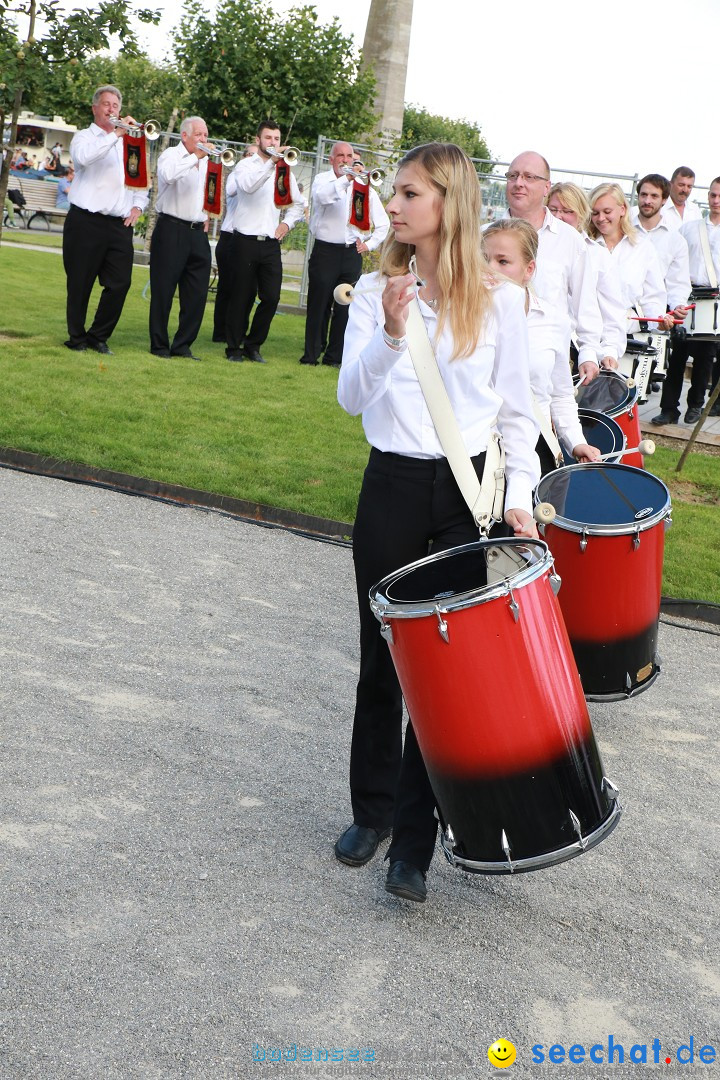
[204,160,223,217]
[122,133,148,189]
[273,161,293,207]
[349,178,370,231]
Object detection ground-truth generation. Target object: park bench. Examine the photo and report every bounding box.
[7,176,68,229]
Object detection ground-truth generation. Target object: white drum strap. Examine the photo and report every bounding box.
[532,394,563,466]
[405,299,505,532]
[699,221,718,289]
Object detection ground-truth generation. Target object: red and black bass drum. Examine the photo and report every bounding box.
[370,538,621,874]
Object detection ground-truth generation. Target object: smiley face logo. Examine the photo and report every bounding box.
[488,1039,516,1068]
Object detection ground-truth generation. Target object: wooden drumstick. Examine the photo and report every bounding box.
[596,439,656,462]
[333,282,385,305]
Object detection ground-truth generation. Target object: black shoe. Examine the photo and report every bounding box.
[710,400,720,417]
[227,352,244,362]
[242,347,266,364]
[650,410,679,426]
[87,339,112,355]
[299,357,318,366]
[334,824,391,867]
[684,406,702,424]
[385,861,427,903]
[650,381,662,393]
[151,349,171,358]
[321,358,341,368]
[172,352,204,362]
[64,340,87,352]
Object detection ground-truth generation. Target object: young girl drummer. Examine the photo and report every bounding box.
[482,218,601,473]
[336,142,541,903]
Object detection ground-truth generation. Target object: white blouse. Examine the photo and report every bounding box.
[595,233,667,329]
[526,290,585,453]
[583,235,628,360]
[338,275,540,514]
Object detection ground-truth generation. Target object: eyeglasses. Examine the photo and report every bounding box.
[505,172,550,184]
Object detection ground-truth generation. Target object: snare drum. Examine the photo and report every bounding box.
[534,463,671,701]
[574,370,643,468]
[369,538,621,874]
[560,408,625,466]
[681,287,720,340]
[617,335,659,402]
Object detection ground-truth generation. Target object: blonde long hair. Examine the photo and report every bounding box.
[547,182,591,233]
[588,182,637,244]
[379,142,491,359]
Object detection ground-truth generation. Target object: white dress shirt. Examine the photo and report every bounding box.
[156,142,208,222]
[583,234,628,360]
[679,219,720,286]
[69,124,148,217]
[631,214,691,308]
[226,154,305,236]
[310,169,390,249]
[595,232,667,325]
[661,199,702,231]
[526,289,585,452]
[500,208,604,367]
[220,190,238,233]
[338,276,540,514]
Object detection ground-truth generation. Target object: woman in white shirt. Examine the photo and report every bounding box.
[482,218,600,471]
[588,183,671,332]
[546,182,627,368]
[335,142,540,904]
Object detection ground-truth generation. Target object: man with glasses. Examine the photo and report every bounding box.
[499,151,604,382]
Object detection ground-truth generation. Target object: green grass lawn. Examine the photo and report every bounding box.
[1,244,718,601]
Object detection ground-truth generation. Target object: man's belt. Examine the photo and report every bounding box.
[160,212,206,230]
[234,231,276,241]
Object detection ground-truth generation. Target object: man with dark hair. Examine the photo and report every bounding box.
[62,85,147,353]
[223,119,305,363]
[662,166,701,230]
[653,175,720,424]
[631,174,691,317]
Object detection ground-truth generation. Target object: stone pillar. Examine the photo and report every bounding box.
[362,0,414,142]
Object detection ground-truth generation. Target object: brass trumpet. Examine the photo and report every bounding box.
[340,165,385,187]
[265,146,300,167]
[109,117,161,141]
[197,143,238,167]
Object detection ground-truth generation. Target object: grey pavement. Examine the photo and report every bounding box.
[1,468,718,1080]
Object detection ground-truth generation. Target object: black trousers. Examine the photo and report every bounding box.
[226,233,282,353]
[62,205,134,347]
[660,337,719,414]
[300,240,362,364]
[350,448,499,872]
[149,215,211,355]
[213,230,235,341]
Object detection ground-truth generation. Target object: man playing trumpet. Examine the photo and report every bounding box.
[62,85,148,354]
[224,119,305,363]
[299,142,389,368]
[149,117,213,360]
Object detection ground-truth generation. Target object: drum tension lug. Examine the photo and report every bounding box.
[569,808,588,850]
[435,606,450,643]
[501,830,515,873]
[632,528,641,551]
[550,571,562,596]
[580,529,588,553]
[625,672,633,692]
[379,619,394,645]
[602,776,620,801]
[508,587,519,623]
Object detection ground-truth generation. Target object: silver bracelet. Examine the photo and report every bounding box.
[382,326,406,349]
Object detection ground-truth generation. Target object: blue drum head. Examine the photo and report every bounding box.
[561,409,625,465]
[536,463,670,532]
[574,371,637,417]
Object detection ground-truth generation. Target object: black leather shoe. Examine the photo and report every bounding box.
[385,861,427,903]
[684,406,702,424]
[171,352,204,362]
[650,410,679,426]
[227,352,244,362]
[299,357,318,365]
[242,347,266,363]
[335,824,391,866]
[321,358,341,368]
[151,349,171,358]
[87,340,112,355]
[64,340,87,352]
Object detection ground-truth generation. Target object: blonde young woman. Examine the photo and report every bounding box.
[336,142,540,903]
[588,183,672,333]
[482,218,600,471]
[546,182,627,368]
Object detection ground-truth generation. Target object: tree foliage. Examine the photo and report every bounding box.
[402,104,492,167]
[172,0,377,146]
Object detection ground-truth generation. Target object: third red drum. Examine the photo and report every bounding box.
[369,538,621,874]
[574,370,644,468]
